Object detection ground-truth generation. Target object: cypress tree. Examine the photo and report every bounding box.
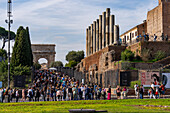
[26,27,33,66]
[11,26,24,66]
[11,26,31,66]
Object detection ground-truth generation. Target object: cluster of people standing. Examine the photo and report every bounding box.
[0,70,168,103]
[134,82,166,99]
[0,70,111,103]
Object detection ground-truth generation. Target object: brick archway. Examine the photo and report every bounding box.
[31,44,56,67]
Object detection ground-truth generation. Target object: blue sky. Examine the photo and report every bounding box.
[0,0,158,64]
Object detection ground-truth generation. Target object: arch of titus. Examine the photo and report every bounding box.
[31,44,56,67]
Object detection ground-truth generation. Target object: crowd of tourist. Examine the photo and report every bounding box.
[0,70,167,103]
[0,70,109,103]
[134,82,166,99]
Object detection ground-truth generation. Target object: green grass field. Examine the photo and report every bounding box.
[0,99,170,113]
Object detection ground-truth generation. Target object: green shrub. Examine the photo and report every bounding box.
[141,48,151,62]
[154,50,166,61]
[130,80,141,89]
[121,49,134,61]
[65,60,77,68]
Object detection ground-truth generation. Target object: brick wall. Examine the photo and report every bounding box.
[163,1,170,40]
[128,41,170,57]
[147,1,170,40]
[147,3,163,38]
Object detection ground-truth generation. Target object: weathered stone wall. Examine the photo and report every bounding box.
[75,45,126,87]
[141,41,170,57]
[128,41,170,57]
[137,22,147,36]
[147,0,170,40]
[82,47,109,71]
[147,3,163,38]
[108,46,126,60]
[126,42,141,56]
[163,1,170,40]
[74,71,85,84]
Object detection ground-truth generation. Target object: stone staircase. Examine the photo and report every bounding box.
[154,56,170,69]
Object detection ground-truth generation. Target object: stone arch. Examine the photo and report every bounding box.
[38,58,48,64]
[31,44,56,67]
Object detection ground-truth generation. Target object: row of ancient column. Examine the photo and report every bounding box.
[86,8,120,57]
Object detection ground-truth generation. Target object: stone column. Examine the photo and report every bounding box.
[96,19,99,52]
[99,15,102,51]
[86,28,88,57]
[110,15,115,45]
[102,12,106,49]
[88,26,91,55]
[93,21,96,53]
[106,8,110,47]
[114,25,119,45]
[91,24,93,54]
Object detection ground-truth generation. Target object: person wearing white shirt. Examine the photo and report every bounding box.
[134,83,138,97]
[151,82,154,89]
[0,89,3,103]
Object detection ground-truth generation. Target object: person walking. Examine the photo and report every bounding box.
[56,88,61,101]
[122,86,127,99]
[16,89,19,102]
[63,87,66,101]
[116,86,121,99]
[21,89,25,102]
[139,85,144,99]
[101,87,106,100]
[107,85,111,100]
[4,89,9,103]
[0,89,3,103]
[78,86,82,100]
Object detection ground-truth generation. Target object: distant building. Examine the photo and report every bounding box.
[120,0,170,44]
[120,21,147,45]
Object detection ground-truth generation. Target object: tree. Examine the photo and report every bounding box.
[66,50,84,62]
[33,62,41,70]
[121,49,134,61]
[12,64,31,76]
[66,51,78,62]
[0,49,7,60]
[65,50,84,68]
[0,60,13,87]
[11,26,31,66]
[65,60,77,68]
[50,61,63,67]
[26,27,33,66]
[0,27,16,49]
[77,50,85,62]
